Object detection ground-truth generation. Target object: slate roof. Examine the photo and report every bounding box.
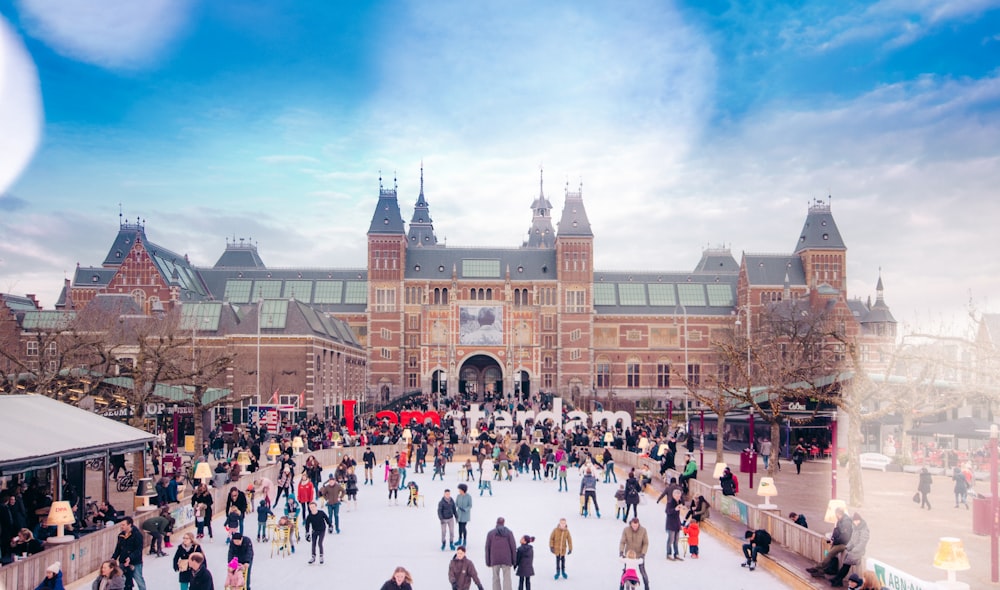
[794,199,846,253]
[228,299,361,346]
[405,247,558,281]
[742,254,807,286]
[73,267,117,288]
[0,293,39,312]
[693,249,740,273]
[213,242,266,268]
[198,267,369,313]
[368,187,406,234]
[556,187,593,237]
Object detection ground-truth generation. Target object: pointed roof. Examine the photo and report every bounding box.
[103,218,147,266]
[794,197,846,253]
[524,168,556,248]
[406,165,439,247]
[862,272,896,324]
[693,248,739,273]
[367,174,406,235]
[214,239,266,268]
[556,181,593,238]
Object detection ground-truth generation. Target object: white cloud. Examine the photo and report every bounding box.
[0,17,42,196]
[257,155,320,165]
[16,0,193,69]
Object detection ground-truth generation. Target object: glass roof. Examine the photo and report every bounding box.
[260,299,289,329]
[283,280,313,302]
[313,281,343,304]
[344,281,367,304]
[618,283,647,306]
[180,302,222,331]
[223,280,252,304]
[677,283,707,307]
[252,280,282,299]
[647,284,676,306]
[593,283,616,305]
[462,259,501,278]
[706,284,734,307]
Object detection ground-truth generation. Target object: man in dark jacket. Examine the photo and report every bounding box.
[141,514,168,556]
[741,528,771,571]
[227,533,254,590]
[111,517,145,590]
[438,489,458,551]
[807,506,853,576]
[187,552,214,590]
[484,517,516,590]
[449,545,485,590]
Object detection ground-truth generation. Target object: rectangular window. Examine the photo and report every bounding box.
[408,314,420,330]
[543,373,554,389]
[46,342,58,357]
[596,361,610,388]
[706,284,734,307]
[687,364,701,385]
[626,330,642,342]
[223,280,252,304]
[617,283,647,306]
[344,281,368,304]
[313,281,344,304]
[570,349,581,361]
[283,280,313,302]
[408,373,419,388]
[381,328,391,341]
[647,284,676,306]
[570,329,581,342]
[627,362,640,388]
[381,348,391,360]
[565,290,586,313]
[657,363,671,388]
[543,315,554,330]
[717,364,731,385]
[375,288,396,312]
[543,335,555,349]
[408,355,418,368]
[26,341,38,357]
[252,280,282,299]
[677,284,707,306]
[594,283,616,305]
[543,356,554,369]
[462,259,501,278]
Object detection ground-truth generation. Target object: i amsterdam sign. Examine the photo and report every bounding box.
[341,397,632,437]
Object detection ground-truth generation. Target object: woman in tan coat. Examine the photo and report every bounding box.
[548,518,573,580]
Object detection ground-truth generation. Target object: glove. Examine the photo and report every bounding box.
[305,532,311,542]
[568,549,572,554]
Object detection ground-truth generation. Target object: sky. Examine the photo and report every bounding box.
[0,0,998,337]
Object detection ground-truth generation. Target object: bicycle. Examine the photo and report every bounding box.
[116,470,135,492]
[87,457,104,471]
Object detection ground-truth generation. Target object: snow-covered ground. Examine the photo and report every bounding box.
[124,462,784,589]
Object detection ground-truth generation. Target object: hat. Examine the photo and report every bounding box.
[328,473,335,479]
[847,573,863,585]
[46,561,61,575]
[228,557,241,570]
[232,532,243,541]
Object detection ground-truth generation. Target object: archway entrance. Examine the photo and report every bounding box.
[459,354,503,401]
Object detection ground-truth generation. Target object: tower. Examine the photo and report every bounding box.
[406,164,439,248]
[555,181,594,397]
[795,197,847,296]
[524,168,556,248]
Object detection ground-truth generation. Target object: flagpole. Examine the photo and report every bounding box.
[256,295,261,405]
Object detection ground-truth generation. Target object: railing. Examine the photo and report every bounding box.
[610,449,828,563]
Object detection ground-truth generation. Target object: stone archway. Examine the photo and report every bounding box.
[458,354,503,400]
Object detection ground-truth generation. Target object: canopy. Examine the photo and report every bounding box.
[0,394,155,474]
[906,417,995,440]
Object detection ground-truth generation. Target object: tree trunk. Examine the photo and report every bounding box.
[715,412,727,464]
[846,408,866,506]
[900,414,915,463]
[768,420,781,476]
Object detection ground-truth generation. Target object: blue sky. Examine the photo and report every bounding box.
[1,0,998,335]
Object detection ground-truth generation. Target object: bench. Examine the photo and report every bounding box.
[859,453,892,472]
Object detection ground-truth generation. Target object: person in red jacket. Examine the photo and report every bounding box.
[296,475,315,505]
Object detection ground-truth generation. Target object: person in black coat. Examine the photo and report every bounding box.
[302,501,331,564]
[172,532,204,588]
[515,535,535,590]
[741,529,771,570]
[110,518,144,590]
[187,552,214,590]
[227,533,254,590]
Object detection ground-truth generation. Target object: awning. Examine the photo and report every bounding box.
[906,417,996,440]
[0,394,155,474]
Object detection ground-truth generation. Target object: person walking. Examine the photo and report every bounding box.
[320,474,344,533]
[388,467,402,505]
[224,487,249,537]
[548,518,573,580]
[623,473,641,522]
[456,484,473,547]
[664,488,684,561]
[618,518,650,590]
[186,553,213,590]
[792,442,807,475]
[91,560,125,590]
[439,489,459,551]
[303,501,331,564]
[830,513,869,587]
[172,532,203,590]
[111,517,145,590]
[918,467,933,510]
[449,546,486,590]
[485,517,517,590]
[363,447,377,485]
[952,467,970,509]
[515,536,535,590]
[760,438,772,470]
[191,484,214,541]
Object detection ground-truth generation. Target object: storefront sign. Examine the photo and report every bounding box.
[342,398,632,437]
[867,558,943,590]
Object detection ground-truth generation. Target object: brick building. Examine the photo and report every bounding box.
[8,169,896,416]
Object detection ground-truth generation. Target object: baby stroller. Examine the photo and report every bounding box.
[620,568,641,589]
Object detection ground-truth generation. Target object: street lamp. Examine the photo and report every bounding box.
[674,303,689,425]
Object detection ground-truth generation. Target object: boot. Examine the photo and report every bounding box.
[442,541,446,551]
[308,556,315,564]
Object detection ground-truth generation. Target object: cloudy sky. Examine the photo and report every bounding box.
[0,0,998,335]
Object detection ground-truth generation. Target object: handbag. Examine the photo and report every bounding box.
[177,558,189,572]
[912,491,920,503]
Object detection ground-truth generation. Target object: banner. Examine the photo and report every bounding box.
[867,557,945,590]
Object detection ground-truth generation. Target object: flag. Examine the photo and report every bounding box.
[299,389,305,408]
[249,406,280,433]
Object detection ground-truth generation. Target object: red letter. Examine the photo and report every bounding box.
[376,411,399,426]
[343,400,357,436]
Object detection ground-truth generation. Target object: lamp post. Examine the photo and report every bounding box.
[831,413,839,501]
[675,303,689,425]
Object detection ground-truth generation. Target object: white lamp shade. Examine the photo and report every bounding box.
[757,477,778,497]
[713,462,728,478]
[292,436,304,448]
[824,499,848,524]
[194,462,213,480]
[45,501,75,526]
[933,537,971,571]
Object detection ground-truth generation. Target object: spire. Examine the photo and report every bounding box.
[523,166,556,248]
[794,197,846,253]
[367,172,406,235]
[407,163,439,247]
[783,271,791,300]
[876,267,885,301]
[556,180,593,238]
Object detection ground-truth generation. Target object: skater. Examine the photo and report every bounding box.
[619,518,650,590]
[623,473,641,522]
[363,447,376,485]
[456,484,473,547]
[479,458,494,496]
[111,518,145,590]
[665,488,684,561]
[615,484,627,520]
[432,453,446,481]
[406,481,421,507]
[191,484,214,541]
[485,517,517,590]
[556,457,569,492]
[515,535,535,590]
[223,557,245,590]
[320,474,343,533]
[344,466,359,510]
[953,466,970,508]
[621,551,643,589]
[449,546,486,590]
[187,553,213,590]
[303,501,331,564]
[548,518,572,580]
[172,532,204,590]
[602,448,617,483]
[255,499,273,542]
[682,515,700,558]
[579,468,600,517]
[388,467,401,504]
[741,529,771,571]
[438,489,458,551]
[380,566,414,590]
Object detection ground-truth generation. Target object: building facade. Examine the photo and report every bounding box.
[32,171,896,415]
